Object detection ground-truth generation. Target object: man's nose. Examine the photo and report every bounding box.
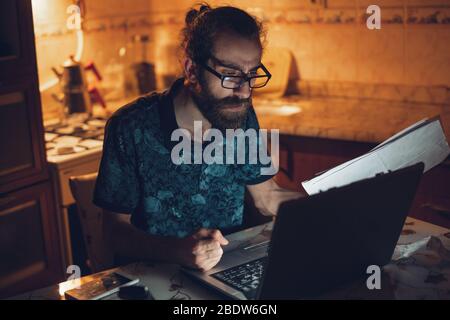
[233,81,252,99]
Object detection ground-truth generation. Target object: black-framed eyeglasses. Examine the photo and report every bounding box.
[200,57,272,89]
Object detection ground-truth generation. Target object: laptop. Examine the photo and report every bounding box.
[182,162,424,300]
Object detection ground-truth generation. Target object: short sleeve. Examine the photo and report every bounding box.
[93,116,140,214]
[234,108,276,185]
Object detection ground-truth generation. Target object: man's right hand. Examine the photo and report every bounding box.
[174,228,229,271]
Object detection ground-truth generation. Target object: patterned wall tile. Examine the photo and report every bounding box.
[405,25,450,86]
[311,25,358,82]
[408,7,450,24]
[407,0,450,7]
[33,0,450,113]
[356,25,405,84]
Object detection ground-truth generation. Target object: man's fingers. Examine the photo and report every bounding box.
[192,239,219,254]
[193,243,224,258]
[192,228,213,239]
[199,256,222,272]
[193,228,229,245]
[201,261,219,272]
[193,247,224,263]
[210,229,229,246]
[205,247,223,260]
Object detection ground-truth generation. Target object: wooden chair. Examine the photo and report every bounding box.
[69,173,114,273]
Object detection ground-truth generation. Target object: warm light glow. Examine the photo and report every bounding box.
[58,278,81,297]
[279,105,302,115]
[32,0,85,92]
[256,105,302,116]
[119,47,126,57]
[31,0,52,23]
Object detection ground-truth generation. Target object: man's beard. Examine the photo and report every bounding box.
[190,74,251,131]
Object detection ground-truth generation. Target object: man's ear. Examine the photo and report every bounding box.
[184,57,198,84]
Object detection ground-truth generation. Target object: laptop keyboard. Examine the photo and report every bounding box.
[212,257,267,299]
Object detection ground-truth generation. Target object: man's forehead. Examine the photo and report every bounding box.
[212,56,261,70]
[212,33,262,70]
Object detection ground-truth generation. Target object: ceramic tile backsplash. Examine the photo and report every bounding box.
[32,0,152,121]
[405,25,450,86]
[310,25,359,82]
[142,0,450,103]
[327,0,358,9]
[269,25,316,81]
[357,0,405,9]
[298,80,450,105]
[356,24,405,84]
[407,0,450,8]
[32,0,450,122]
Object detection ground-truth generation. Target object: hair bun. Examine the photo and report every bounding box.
[185,8,199,25]
[185,3,211,25]
[199,4,210,13]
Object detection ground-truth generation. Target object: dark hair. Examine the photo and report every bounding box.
[181,3,265,65]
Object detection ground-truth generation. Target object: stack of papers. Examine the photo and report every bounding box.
[301,117,450,195]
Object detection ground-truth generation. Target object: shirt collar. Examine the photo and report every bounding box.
[159,77,184,149]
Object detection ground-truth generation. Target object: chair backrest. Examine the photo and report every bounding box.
[69,173,114,273]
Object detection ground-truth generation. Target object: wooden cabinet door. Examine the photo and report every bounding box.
[0,0,37,82]
[0,181,64,298]
[275,135,375,191]
[0,76,48,193]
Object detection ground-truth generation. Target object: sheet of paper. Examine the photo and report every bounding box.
[369,118,429,152]
[310,119,431,178]
[301,117,450,195]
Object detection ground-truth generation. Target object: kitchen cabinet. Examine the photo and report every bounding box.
[0,0,65,297]
[0,181,62,298]
[275,134,450,229]
[0,0,36,81]
[275,134,376,190]
[0,0,48,192]
[0,76,48,193]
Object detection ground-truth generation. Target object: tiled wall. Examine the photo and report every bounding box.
[32,0,450,121]
[32,0,152,120]
[146,0,450,104]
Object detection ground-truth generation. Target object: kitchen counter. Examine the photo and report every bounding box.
[253,96,450,144]
[97,95,450,144]
[44,94,450,148]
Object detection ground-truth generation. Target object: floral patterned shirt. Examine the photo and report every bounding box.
[93,78,273,238]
